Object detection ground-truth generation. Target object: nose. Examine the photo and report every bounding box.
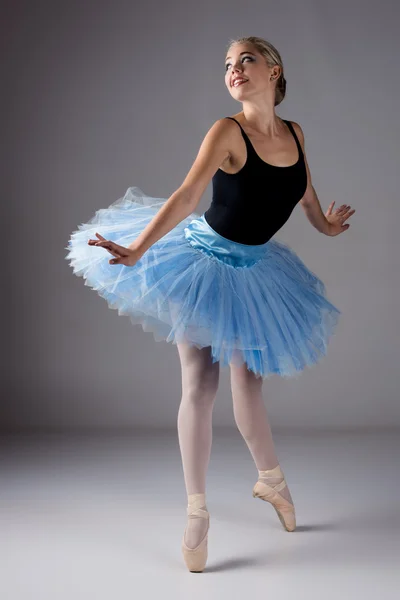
[232,62,243,73]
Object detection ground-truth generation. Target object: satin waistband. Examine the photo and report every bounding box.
[183,214,271,268]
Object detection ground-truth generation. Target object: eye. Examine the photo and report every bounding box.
[225,55,254,71]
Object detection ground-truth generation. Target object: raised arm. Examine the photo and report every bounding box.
[129,119,234,256]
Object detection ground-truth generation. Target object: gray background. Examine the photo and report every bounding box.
[3,0,399,431]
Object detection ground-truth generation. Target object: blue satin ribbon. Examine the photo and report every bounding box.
[184,214,271,269]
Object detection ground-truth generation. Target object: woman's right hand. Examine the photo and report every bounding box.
[88,233,142,267]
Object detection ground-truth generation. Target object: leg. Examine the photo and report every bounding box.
[177,342,219,548]
[230,358,293,505]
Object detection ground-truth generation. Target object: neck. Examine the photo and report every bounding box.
[241,100,281,136]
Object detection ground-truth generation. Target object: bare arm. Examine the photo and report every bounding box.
[293,121,355,236]
[290,121,335,235]
[128,119,233,257]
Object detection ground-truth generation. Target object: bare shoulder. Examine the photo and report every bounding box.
[206,116,242,139]
[177,117,239,205]
[203,116,243,158]
[287,120,305,149]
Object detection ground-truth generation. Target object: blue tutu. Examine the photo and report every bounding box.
[65,186,341,379]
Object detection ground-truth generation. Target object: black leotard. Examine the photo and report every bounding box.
[203,117,308,245]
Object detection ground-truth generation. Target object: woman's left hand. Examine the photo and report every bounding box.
[88,233,140,266]
[325,201,355,236]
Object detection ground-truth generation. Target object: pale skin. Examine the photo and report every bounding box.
[87,43,355,539]
[88,43,355,264]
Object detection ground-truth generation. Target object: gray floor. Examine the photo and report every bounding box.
[1,428,398,598]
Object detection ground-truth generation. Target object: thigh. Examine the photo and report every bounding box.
[229,350,264,392]
[177,342,220,393]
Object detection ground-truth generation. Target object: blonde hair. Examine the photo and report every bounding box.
[227,36,286,107]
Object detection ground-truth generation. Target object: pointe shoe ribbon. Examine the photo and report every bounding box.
[181,493,210,573]
[252,465,296,532]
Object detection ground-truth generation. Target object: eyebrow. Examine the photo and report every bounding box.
[225,51,256,62]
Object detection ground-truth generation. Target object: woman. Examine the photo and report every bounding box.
[66,36,354,573]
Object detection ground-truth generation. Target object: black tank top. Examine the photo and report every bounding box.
[203,117,308,245]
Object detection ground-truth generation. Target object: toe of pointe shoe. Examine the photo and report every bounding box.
[272,505,296,532]
[182,495,209,572]
[181,531,209,572]
[252,481,296,532]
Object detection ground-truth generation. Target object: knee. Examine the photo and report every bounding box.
[182,366,219,408]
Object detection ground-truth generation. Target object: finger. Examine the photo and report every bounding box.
[88,235,108,245]
[344,208,356,216]
[88,233,107,244]
[326,201,334,215]
[340,209,356,223]
[95,240,129,255]
[95,242,130,258]
[93,243,121,257]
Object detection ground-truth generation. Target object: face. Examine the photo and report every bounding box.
[224,42,280,101]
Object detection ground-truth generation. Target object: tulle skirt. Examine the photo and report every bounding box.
[65,186,341,379]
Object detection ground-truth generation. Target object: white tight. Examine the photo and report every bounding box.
[177,343,291,548]
[177,343,282,495]
[177,343,219,496]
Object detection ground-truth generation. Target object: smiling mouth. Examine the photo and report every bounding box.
[232,79,248,88]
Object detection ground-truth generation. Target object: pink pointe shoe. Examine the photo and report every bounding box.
[181,493,210,573]
[252,464,296,532]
